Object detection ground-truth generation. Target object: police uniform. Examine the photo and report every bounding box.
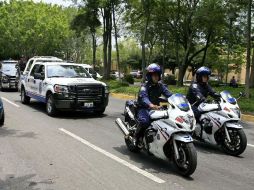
[137,81,172,133]
[186,81,218,120]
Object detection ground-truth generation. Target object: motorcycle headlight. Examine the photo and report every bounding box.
[232,108,240,117]
[54,85,69,94]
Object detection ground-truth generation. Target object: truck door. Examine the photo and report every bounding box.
[34,65,46,102]
[26,64,40,95]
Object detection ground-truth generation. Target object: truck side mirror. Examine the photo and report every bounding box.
[92,73,97,79]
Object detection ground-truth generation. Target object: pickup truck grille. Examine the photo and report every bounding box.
[69,85,104,101]
[9,76,16,83]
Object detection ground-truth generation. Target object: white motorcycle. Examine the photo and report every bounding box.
[115,94,197,176]
[193,91,247,156]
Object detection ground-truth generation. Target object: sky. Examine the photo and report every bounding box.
[34,0,73,6]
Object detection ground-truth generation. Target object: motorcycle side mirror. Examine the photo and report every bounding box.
[239,92,245,97]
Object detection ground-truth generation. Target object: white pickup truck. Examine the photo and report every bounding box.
[18,56,63,91]
[20,61,109,116]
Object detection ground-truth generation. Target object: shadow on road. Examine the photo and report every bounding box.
[0,174,54,190]
[0,89,19,93]
[193,141,245,159]
[193,141,225,155]
[113,145,194,181]
[0,127,37,139]
[23,101,107,120]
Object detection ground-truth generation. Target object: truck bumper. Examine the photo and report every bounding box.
[53,94,109,111]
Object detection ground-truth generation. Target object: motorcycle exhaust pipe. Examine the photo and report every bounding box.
[115,118,129,136]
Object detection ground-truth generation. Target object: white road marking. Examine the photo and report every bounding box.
[247,144,254,148]
[1,97,20,108]
[59,128,165,184]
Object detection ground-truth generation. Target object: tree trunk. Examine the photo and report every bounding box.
[178,43,191,86]
[250,47,254,87]
[245,0,252,98]
[112,3,121,80]
[92,33,96,69]
[162,32,166,82]
[102,9,108,79]
[141,0,151,82]
[201,32,212,65]
[141,41,146,82]
[107,15,112,80]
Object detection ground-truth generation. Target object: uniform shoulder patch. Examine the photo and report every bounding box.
[140,86,147,92]
[192,84,198,88]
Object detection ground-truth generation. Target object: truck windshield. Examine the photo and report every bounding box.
[47,65,91,78]
[2,63,17,72]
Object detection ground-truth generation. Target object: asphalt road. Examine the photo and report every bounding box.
[0,91,253,190]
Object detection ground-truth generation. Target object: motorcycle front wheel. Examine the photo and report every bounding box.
[173,142,197,176]
[221,128,247,156]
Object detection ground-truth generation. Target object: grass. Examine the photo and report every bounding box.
[105,80,254,114]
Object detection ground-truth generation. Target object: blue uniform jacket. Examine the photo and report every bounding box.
[138,82,172,108]
[186,82,217,105]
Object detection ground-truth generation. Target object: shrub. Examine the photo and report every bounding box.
[124,74,134,84]
[209,80,221,87]
[164,75,177,85]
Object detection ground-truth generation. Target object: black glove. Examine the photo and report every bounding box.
[213,93,221,99]
[197,95,206,102]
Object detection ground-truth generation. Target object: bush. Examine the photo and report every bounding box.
[106,80,129,90]
[210,80,221,87]
[164,75,177,85]
[124,74,134,84]
[110,75,116,80]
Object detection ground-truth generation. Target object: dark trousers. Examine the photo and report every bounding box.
[135,109,150,139]
[192,106,201,121]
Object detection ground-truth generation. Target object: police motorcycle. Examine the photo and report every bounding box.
[193,91,247,156]
[115,94,197,176]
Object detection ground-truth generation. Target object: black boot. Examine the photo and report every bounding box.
[133,124,144,147]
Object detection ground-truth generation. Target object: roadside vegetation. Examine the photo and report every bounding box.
[106,80,254,113]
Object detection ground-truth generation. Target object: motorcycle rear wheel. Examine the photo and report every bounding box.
[221,128,247,156]
[173,142,197,176]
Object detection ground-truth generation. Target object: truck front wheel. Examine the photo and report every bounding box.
[46,94,58,117]
[21,87,30,104]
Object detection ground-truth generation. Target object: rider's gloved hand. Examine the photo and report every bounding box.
[149,104,161,110]
[197,96,206,103]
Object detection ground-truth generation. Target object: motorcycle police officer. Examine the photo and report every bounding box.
[134,63,172,145]
[186,66,221,134]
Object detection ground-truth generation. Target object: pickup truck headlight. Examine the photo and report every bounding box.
[2,75,9,82]
[104,86,109,94]
[54,85,69,94]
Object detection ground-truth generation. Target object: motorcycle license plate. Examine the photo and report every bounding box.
[84,102,94,108]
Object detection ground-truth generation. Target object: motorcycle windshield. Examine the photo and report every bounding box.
[221,91,236,105]
[169,94,190,111]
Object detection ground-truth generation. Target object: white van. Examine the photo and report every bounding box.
[78,64,102,79]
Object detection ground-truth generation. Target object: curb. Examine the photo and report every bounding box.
[111,93,254,123]
[242,114,254,123]
[111,93,135,100]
